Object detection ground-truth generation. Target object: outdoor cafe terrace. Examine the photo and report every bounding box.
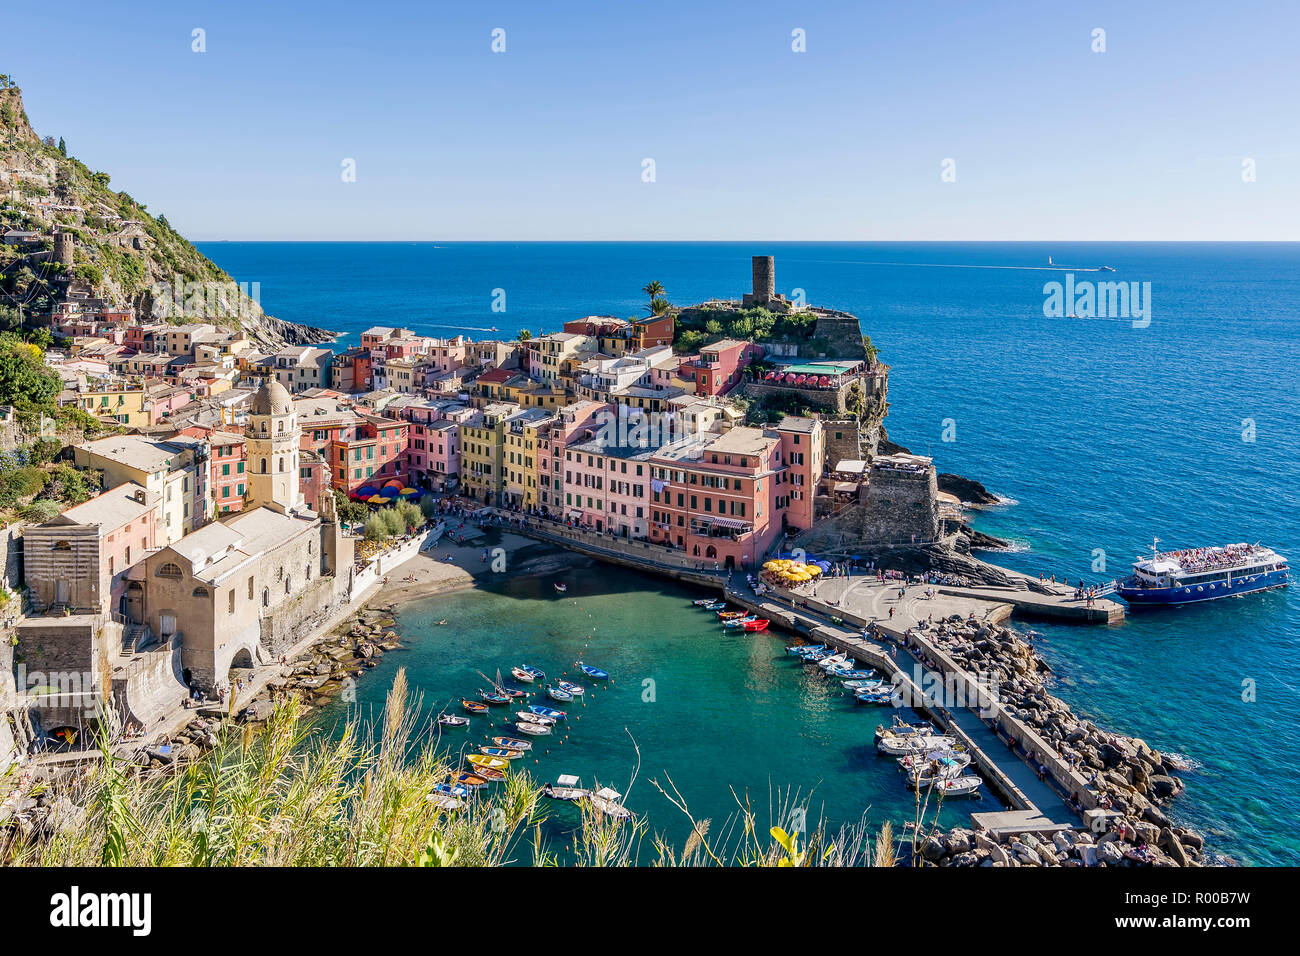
[758,360,864,389]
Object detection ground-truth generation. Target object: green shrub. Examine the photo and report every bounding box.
[19,499,60,522]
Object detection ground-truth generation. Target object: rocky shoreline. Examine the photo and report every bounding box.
[911,615,1209,867]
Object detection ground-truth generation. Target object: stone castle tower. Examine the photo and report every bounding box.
[53,231,74,266]
[246,380,303,514]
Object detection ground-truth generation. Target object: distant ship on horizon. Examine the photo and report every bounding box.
[1049,256,1115,272]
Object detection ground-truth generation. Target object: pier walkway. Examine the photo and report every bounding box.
[723,584,1080,831]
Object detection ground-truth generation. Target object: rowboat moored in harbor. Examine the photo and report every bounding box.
[492,736,532,751]
[575,663,609,680]
[546,685,573,702]
[516,710,555,726]
[466,754,511,771]
[479,745,524,760]
[514,721,552,736]
[529,704,567,720]
[438,714,471,728]
[510,666,537,683]
[462,699,489,714]
[556,680,585,696]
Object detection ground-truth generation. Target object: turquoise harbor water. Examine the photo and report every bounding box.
[314,554,970,858]
[202,241,1300,864]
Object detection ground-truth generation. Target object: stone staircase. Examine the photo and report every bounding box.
[121,624,152,657]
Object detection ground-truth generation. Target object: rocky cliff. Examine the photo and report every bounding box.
[0,85,332,350]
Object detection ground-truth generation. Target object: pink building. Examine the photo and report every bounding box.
[649,426,782,569]
[562,438,655,536]
[678,338,763,397]
[774,416,823,534]
[537,400,609,517]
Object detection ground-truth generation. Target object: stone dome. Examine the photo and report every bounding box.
[250,379,293,416]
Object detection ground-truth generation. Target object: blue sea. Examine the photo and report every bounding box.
[199,241,1300,865]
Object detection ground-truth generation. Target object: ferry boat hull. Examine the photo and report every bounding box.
[1118,567,1288,606]
[1116,541,1288,607]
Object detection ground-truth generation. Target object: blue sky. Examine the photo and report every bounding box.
[4,0,1297,240]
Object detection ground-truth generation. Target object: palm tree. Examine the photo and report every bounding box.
[647,296,671,316]
[642,280,665,304]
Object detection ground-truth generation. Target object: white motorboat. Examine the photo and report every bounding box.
[877,734,957,757]
[543,773,590,801]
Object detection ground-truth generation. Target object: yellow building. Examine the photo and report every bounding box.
[78,388,152,428]
[459,402,518,506]
[503,408,553,509]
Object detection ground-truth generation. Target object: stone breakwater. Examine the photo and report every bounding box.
[919,821,1205,868]
[912,615,1207,866]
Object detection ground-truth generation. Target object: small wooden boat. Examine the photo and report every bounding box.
[466,753,510,771]
[427,793,466,810]
[723,616,758,628]
[847,679,888,693]
[492,736,531,751]
[554,582,568,593]
[431,782,472,799]
[556,680,585,696]
[787,644,826,656]
[543,773,589,801]
[702,602,727,611]
[517,664,546,682]
[842,678,884,689]
[546,685,573,702]
[479,745,524,760]
[529,704,566,720]
[472,765,506,781]
[495,686,526,699]
[514,721,552,736]
[575,663,608,680]
[456,772,489,789]
[438,714,471,728]
[479,690,511,705]
[692,598,717,606]
[855,689,895,705]
[743,618,770,631]
[510,666,537,683]
[717,610,745,619]
[818,653,854,670]
[832,668,877,680]
[462,699,489,714]
[516,710,554,726]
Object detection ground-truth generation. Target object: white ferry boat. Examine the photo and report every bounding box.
[1116,540,1289,607]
